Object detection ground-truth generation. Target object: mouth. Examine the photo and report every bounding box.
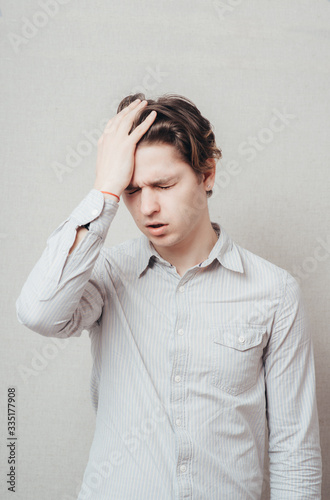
[145,223,168,236]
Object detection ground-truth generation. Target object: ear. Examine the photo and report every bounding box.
[202,158,216,191]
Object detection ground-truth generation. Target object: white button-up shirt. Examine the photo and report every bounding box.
[16,189,322,499]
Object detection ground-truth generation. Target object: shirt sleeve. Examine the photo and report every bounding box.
[16,189,119,338]
[263,272,322,498]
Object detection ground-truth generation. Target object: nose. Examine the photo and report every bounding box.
[140,188,160,216]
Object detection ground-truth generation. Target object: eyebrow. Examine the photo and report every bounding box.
[125,177,178,191]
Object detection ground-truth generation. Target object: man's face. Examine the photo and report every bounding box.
[123,142,214,254]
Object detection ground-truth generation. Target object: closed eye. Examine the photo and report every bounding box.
[126,188,141,195]
[127,185,174,195]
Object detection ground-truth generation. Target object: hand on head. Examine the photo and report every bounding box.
[93,99,157,198]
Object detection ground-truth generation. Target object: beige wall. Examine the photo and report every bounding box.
[1,1,329,498]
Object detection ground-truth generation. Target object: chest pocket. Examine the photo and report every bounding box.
[211,325,266,396]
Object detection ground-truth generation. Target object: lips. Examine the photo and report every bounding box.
[145,222,168,236]
[146,222,166,228]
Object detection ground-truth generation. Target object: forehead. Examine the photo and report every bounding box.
[135,142,183,165]
[133,143,191,181]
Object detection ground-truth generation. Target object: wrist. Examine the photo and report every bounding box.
[100,191,120,203]
[93,183,121,201]
[93,182,123,198]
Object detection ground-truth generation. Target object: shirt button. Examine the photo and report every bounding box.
[177,329,184,336]
[179,286,185,293]
[180,465,187,473]
[175,418,182,427]
[91,209,98,216]
[239,336,245,343]
[175,375,181,383]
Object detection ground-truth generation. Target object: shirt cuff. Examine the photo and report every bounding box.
[69,189,119,241]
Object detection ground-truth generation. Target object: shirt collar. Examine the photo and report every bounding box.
[137,223,244,277]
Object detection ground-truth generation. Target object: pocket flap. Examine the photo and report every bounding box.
[213,325,266,351]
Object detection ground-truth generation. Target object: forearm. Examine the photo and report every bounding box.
[267,356,322,499]
[16,189,119,337]
[265,273,322,498]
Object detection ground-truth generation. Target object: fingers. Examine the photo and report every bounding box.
[98,99,156,147]
[120,98,143,115]
[130,110,157,140]
[103,99,146,134]
[116,99,151,134]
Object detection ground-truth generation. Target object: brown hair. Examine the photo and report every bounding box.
[117,93,222,197]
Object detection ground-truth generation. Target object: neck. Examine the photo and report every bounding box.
[153,218,219,277]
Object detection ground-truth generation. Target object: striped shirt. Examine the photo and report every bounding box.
[16,189,322,499]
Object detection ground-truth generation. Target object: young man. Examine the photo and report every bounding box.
[16,95,322,499]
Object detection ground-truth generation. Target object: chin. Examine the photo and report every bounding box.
[155,235,182,248]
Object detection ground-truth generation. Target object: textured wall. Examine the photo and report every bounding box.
[1,1,329,498]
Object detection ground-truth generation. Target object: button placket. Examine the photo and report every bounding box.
[172,278,193,497]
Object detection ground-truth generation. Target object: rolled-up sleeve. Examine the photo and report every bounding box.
[263,272,322,498]
[16,189,119,338]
